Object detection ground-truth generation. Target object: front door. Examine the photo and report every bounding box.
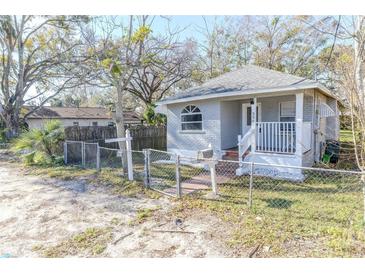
[242,103,262,136]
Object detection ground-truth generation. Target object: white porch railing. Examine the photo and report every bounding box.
[237,128,254,165]
[256,122,296,154]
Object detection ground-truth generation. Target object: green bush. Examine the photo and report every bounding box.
[12,120,65,165]
[143,103,166,126]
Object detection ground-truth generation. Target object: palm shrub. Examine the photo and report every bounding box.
[12,120,65,165]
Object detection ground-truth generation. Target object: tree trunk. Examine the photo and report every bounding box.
[3,107,20,138]
[355,16,365,109]
[115,86,128,174]
[354,16,365,171]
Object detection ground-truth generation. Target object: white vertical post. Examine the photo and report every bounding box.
[147,149,151,183]
[210,161,218,195]
[251,98,257,153]
[125,129,134,181]
[296,93,304,159]
[248,161,254,208]
[238,135,242,167]
[143,149,150,188]
[175,154,181,198]
[63,142,68,164]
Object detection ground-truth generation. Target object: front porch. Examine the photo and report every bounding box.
[219,92,313,171]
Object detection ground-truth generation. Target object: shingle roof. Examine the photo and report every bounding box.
[160,65,319,103]
[25,106,140,123]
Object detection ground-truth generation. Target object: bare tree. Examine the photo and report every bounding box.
[350,16,365,171]
[193,16,331,85]
[317,16,365,171]
[81,15,152,172]
[0,15,90,137]
[126,37,194,105]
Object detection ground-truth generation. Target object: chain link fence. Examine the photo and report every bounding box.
[99,147,123,169]
[62,143,365,254]
[63,142,365,223]
[64,141,83,166]
[147,149,177,196]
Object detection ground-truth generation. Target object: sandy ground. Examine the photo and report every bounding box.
[0,157,230,257]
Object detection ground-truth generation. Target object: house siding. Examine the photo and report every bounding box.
[27,118,113,129]
[326,97,339,140]
[236,94,296,123]
[166,100,221,157]
[313,89,337,161]
[259,95,296,122]
[220,101,241,149]
[303,89,314,123]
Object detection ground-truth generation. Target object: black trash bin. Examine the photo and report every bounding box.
[323,139,340,164]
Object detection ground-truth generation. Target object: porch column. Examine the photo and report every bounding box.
[251,97,257,153]
[295,93,304,157]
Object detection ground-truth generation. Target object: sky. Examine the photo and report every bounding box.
[151,16,220,41]
[105,15,230,43]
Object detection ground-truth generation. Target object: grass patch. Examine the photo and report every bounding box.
[340,130,354,143]
[93,168,161,199]
[172,170,365,257]
[129,207,160,226]
[26,165,97,180]
[39,227,113,257]
[25,165,161,199]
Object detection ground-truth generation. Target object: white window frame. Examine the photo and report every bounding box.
[180,105,203,131]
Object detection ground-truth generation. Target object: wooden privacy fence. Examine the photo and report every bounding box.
[64,125,166,151]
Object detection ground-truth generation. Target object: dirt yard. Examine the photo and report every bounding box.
[0,152,231,258]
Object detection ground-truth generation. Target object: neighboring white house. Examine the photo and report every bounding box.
[156,65,340,174]
[24,106,142,129]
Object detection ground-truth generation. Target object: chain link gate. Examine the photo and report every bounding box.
[146,149,178,197]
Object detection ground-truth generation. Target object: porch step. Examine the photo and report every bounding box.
[222,150,249,161]
[222,150,238,161]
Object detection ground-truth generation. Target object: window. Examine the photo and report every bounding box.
[108,122,115,127]
[92,121,98,126]
[246,106,259,126]
[279,101,295,122]
[73,121,79,126]
[181,105,202,131]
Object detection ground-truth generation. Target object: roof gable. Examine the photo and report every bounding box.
[26,106,113,119]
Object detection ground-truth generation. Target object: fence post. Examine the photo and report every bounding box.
[248,162,254,208]
[209,160,218,195]
[126,129,134,181]
[147,149,151,185]
[81,142,85,168]
[175,154,182,198]
[96,143,100,171]
[143,149,150,188]
[238,135,242,168]
[63,142,68,164]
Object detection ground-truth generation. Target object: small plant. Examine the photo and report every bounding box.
[42,227,112,257]
[129,207,159,226]
[11,120,64,165]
